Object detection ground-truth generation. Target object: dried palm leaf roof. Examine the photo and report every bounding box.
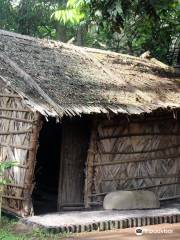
[0,29,179,117]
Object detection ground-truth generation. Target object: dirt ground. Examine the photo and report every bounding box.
[65,223,180,240]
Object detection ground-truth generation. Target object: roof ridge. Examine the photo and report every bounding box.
[0,29,37,42]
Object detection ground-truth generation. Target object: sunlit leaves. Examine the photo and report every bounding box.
[52,8,85,25]
[67,0,85,8]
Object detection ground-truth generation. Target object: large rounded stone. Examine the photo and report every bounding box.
[103,190,160,210]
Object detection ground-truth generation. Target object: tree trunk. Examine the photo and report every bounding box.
[76,25,87,46]
[55,0,68,42]
[56,23,67,42]
[76,26,84,46]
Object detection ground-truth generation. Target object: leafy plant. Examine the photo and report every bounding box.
[87,0,180,62]
[52,0,86,25]
[0,161,17,220]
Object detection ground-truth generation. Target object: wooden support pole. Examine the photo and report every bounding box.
[84,127,97,208]
[23,112,41,216]
[0,115,36,123]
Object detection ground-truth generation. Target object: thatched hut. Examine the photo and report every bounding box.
[0,30,180,217]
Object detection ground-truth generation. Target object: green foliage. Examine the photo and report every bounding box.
[0,161,17,220]
[52,0,86,25]
[0,230,26,240]
[16,0,57,36]
[87,0,180,61]
[0,217,72,239]
[0,0,179,61]
[0,0,16,30]
[52,8,85,25]
[0,161,17,185]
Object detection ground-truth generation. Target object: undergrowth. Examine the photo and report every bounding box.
[0,216,72,240]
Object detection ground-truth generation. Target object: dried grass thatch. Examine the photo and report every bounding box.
[0,29,180,118]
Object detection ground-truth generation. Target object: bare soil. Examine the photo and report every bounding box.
[67,223,180,240]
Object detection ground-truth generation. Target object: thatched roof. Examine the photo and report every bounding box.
[0,29,180,117]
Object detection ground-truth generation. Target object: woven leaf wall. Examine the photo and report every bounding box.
[85,117,180,207]
[0,86,40,216]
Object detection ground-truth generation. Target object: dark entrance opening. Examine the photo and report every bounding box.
[32,116,91,215]
[32,117,61,215]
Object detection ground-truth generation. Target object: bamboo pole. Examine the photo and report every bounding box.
[98,132,180,140]
[0,107,31,112]
[94,154,180,166]
[103,174,180,181]
[0,130,32,135]
[2,195,27,200]
[6,183,28,189]
[101,116,176,129]
[85,195,180,207]
[99,144,180,155]
[131,182,180,190]
[0,142,33,150]
[89,182,180,197]
[0,115,36,123]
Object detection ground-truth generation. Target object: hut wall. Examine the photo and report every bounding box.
[58,118,90,210]
[85,116,180,207]
[0,87,40,216]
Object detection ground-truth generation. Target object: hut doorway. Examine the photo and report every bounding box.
[32,116,91,215]
[32,117,62,215]
[58,117,91,210]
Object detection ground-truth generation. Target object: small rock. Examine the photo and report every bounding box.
[103,190,160,210]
